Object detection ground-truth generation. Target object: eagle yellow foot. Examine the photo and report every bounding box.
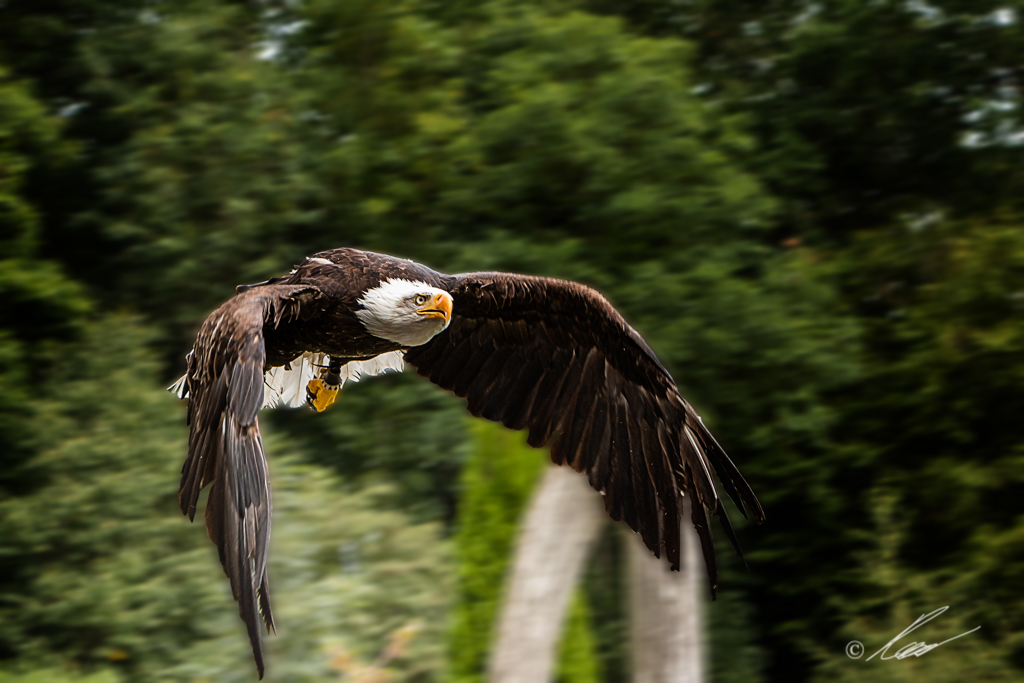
[306,378,340,412]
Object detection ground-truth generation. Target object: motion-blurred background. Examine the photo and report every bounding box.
[1,1,1022,681]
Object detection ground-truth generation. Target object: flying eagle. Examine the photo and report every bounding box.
[171,247,763,677]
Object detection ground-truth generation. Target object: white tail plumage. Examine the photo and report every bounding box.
[168,351,408,409]
[262,351,408,408]
[168,374,189,399]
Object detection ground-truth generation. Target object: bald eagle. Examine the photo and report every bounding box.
[171,247,763,677]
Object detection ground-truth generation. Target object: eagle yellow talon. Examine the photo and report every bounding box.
[306,378,340,412]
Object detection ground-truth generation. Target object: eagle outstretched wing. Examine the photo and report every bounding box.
[407,273,764,593]
[177,284,320,678]
[175,253,764,679]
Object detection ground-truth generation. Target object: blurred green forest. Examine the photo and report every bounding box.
[1,0,1022,681]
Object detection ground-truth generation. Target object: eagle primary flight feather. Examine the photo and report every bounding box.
[171,248,764,678]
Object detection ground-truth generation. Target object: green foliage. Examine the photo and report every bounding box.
[826,219,1024,669]
[79,5,325,343]
[706,555,765,683]
[0,669,118,683]
[288,3,775,274]
[0,318,452,682]
[1,3,327,357]
[448,422,546,682]
[556,592,602,683]
[581,526,629,682]
[0,67,57,257]
[449,422,600,683]
[571,3,1024,680]
[0,318,238,676]
[811,488,1019,683]
[272,372,471,524]
[584,0,1024,235]
[176,469,453,683]
[0,68,90,492]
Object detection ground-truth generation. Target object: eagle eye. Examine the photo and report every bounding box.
[414,294,429,305]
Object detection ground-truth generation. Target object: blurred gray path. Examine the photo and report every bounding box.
[628,495,705,683]
[489,465,604,683]
[489,465,705,683]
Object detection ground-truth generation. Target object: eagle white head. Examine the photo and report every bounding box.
[356,278,453,346]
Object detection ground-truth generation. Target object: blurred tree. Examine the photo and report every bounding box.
[582,0,1024,238]
[581,526,630,683]
[566,2,1024,680]
[811,487,1019,683]
[271,372,471,524]
[1,1,326,359]
[0,318,453,682]
[557,594,603,683]
[0,670,118,683]
[0,319,241,676]
[286,3,775,272]
[825,218,1024,673]
[0,67,90,495]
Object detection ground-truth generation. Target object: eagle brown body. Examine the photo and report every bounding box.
[175,247,764,678]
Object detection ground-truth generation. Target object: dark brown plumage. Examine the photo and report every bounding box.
[174,247,764,678]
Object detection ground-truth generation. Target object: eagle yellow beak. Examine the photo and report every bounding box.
[417,292,452,324]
